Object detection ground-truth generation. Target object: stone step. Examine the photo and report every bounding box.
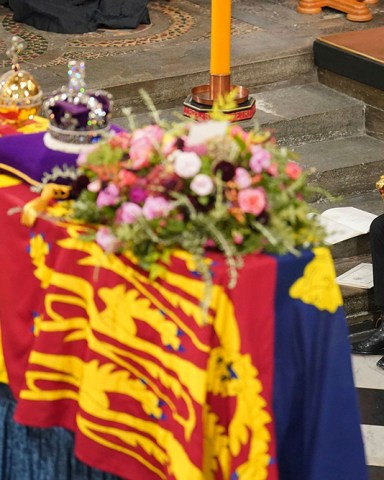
[254,83,365,146]
[313,191,384,329]
[292,134,384,197]
[109,53,318,115]
[318,69,384,143]
[333,253,376,328]
[114,82,365,146]
[313,191,384,258]
[7,0,384,114]
[114,88,383,199]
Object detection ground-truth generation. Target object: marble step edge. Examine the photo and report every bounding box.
[310,189,384,259]
[95,51,317,114]
[333,253,376,328]
[293,134,384,198]
[112,82,365,146]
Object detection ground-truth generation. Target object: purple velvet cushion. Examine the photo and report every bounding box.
[0,124,123,184]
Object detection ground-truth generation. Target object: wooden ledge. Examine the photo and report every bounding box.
[297,0,373,22]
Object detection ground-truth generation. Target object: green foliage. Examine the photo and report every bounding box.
[68,92,327,289]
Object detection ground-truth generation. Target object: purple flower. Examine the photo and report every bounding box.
[95,227,120,253]
[214,161,235,181]
[116,202,142,224]
[70,174,90,198]
[142,196,173,220]
[129,186,148,204]
[234,167,252,189]
[249,146,272,173]
[96,183,120,208]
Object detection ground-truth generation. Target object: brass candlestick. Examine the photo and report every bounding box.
[184,74,256,122]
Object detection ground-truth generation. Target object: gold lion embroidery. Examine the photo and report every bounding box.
[23,232,272,480]
[289,247,343,313]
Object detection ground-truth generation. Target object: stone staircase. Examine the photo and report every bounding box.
[258,82,384,332]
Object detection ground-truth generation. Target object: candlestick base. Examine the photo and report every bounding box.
[183,93,256,122]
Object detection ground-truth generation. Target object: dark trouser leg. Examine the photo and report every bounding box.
[352,214,384,355]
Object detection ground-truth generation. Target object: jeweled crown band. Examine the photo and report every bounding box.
[47,123,110,145]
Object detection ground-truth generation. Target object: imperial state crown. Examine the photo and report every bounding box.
[43,60,113,153]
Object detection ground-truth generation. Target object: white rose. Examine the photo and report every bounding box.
[173,151,202,178]
[190,174,214,196]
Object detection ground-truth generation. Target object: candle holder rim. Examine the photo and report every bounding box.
[191,84,250,106]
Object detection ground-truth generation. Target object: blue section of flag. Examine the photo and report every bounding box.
[272,250,368,480]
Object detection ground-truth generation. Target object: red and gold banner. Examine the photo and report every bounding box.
[0,180,278,480]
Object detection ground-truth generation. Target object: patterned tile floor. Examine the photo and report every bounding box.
[352,351,384,479]
[1,0,384,103]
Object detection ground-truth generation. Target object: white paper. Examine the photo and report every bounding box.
[336,263,374,289]
[318,207,377,245]
[187,120,228,146]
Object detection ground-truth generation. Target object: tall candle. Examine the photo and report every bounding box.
[210,0,231,76]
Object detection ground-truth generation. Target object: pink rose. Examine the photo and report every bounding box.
[234,167,252,189]
[249,146,271,173]
[130,125,164,170]
[118,170,137,187]
[142,196,173,220]
[173,151,202,178]
[130,186,148,203]
[285,161,302,180]
[266,162,279,177]
[109,131,131,150]
[77,146,97,166]
[183,143,208,156]
[229,125,248,142]
[129,136,153,170]
[132,124,164,144]
[232,231,244,245]
[95,227,120,253]
[96,183,120,208]
[190,174,214,196]
[116,202,142,224]
[238,188,267,216]
[162,138,177,156]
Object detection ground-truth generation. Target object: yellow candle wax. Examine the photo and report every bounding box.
[210,0,231,76]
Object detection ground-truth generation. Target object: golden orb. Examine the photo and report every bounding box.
[0,36,43,125]
[0,69,42,125]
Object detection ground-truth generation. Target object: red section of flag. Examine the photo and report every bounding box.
[0,182,278,480]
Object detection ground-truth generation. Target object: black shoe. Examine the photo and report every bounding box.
[352,322,384,355]
[374,313,383,329]
[377,356,384,370]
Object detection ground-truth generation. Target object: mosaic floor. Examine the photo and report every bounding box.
[0,1,259,69]
[353,354,384,480]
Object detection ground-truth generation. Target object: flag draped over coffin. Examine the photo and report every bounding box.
[0,174,367,480]
[0,179,279,480]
